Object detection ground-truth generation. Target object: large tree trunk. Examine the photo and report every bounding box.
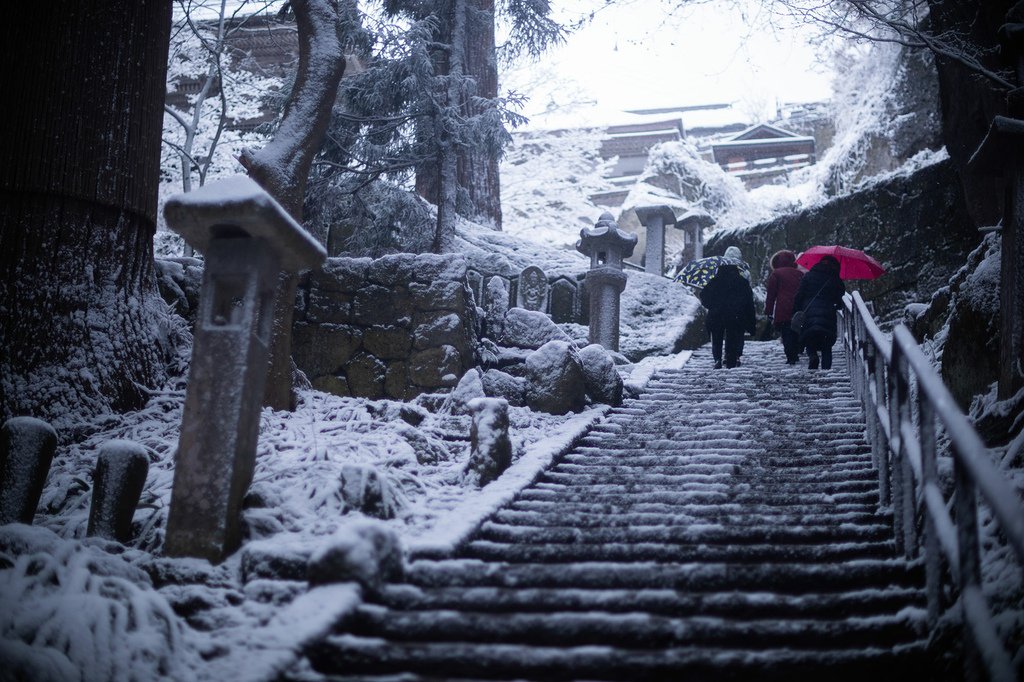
[0,1,173,433]
[416,0,502,234]
[239,0,346,411]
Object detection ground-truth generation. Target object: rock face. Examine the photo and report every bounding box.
[525,341,587,415]
[707,160,979,324]
[577,344,624,406]
[293,254,476,400]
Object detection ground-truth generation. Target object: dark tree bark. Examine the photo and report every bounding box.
[239,0,347,411]
[0,1,173,432]
[416,0,503,236]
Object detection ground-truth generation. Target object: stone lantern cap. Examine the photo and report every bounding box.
[968,116,1024,178]
[634,205,676,226]
[674,208,716,231]
[576,212,638,260]
[164,175,326,273]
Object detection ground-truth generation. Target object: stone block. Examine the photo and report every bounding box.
[338,464,403,519]
[525,340,587,415]
[87,440,150,543]
[413,312,465,350]
[384,361,410,400]
[345,353,387,399]
[292,323,361,377]
[363,325,413,360]
[463,398,512,487]
[353,284,413,326]
[312,374,351,397]
[313,257,371,292]
[410,281,466,312]
[412,254,467,283]
[409,346,463,388]
[367,254,417,286]
[484,276,509,337]
[550,278,577,324]
[446,369,486,414]
[0,417,58,525]
[467,270,484,307]
[306,289,351,324]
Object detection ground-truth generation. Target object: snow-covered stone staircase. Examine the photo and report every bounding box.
[298,342,931,680]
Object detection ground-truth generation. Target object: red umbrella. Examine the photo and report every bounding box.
[796,245,886,280]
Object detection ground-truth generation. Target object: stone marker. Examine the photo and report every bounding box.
[0,417,58,525]
[516,265,548,311]
[163,175,326,562]
[635,205,676,276]
[549,278,577,324]
[87,440,149,542]
[576,212,638,351]
[675,209,715,263]
[463,398,512,487]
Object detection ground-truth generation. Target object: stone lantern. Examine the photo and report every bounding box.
[635,205,676,276]
[576,212,638,351]
[162,175,326,562]
[676,209,714,262]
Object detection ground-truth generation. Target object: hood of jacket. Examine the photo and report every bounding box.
[771,250,797,269]
[724,246,742,261]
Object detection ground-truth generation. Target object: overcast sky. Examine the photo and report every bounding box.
[505,0,835,128]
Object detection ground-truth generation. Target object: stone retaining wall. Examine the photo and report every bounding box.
[292,254,476,400]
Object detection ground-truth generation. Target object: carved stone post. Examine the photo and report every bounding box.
[969,17,1024,400]
[163,175,326,562]
[88,440,149,542]
[576,212,638,351]
[0,417,57,525]
[676,209,715,263]
[635,205,676,276]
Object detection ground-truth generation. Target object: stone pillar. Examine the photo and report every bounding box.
[576,212,638,352]
[162,176,326,562]
[676,209,714,265]
[0,417,57,525]
[87,440,149,542]
[635,205,676,276]
[463,398,511,487]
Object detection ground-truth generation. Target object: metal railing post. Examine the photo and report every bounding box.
[918,393,942,626]
[955,453,983,682]
[888,348,905,553]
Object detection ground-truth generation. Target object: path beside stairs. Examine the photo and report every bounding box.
[292,341,931,681]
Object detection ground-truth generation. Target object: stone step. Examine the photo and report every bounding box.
[515,488,880,506]
[546,465,880,483]
[459,539,896,564]
[477,521,893,545]
[492,508,892,528]
[306,635,930,681]
[531,479,878,495]
[507,500,883,516]
[406,559,923,592]
[374,584,926,619]
[347,604,925,650]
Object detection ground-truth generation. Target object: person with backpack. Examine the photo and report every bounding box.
[792,255,846,370]
[764,250,804,365]
[700,264,756,369]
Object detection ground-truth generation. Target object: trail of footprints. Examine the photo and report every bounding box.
[290,342,931,681]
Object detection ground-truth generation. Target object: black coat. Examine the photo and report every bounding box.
[793,262,846,342]
[700,267,756,334]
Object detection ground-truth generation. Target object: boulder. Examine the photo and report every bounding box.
[463,398,512,487]
[484,276,509,337]
[499,308,572,350]
[306,520,404,593]
[482,369,527,407]
[577,344,624,406]
[525,341,587,414]
[446,369,486,414]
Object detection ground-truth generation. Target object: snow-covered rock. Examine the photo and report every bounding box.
[0,417,58,525]
[306,520,403,593]
[525,341,587,415]
[577,344,624,406]
[482,369,527,407]
[484,276,509,337]
[445,369,486,415]
[499,308,572,350]
[338,463,404,520]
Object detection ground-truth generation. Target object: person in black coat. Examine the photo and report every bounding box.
[699,264,756,369]
[792,255,846,370]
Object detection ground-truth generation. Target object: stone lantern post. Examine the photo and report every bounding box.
[163,175,326,562]
[576,212,638,351]
[635,205,676,276]
[676,209,715,263]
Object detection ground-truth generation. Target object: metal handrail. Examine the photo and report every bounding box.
[840,291,1022,682]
